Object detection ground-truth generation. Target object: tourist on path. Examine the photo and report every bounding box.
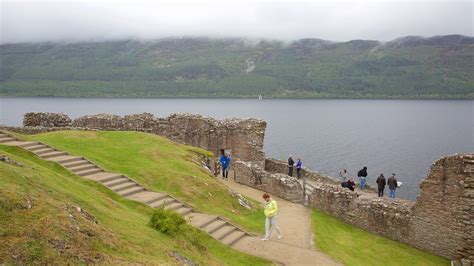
[224,153,231,179]
[357,166,368,190]
[261,193,283,241]
[288,155,295,177]
[339,169,348,182]
[376,174,386,197]
[219,153,230,179]
[296,158,303,179]
[388,173,398,199]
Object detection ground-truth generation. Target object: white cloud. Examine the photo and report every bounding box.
[1,0,472,43]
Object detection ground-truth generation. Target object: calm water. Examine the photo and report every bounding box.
[1,97,473,200]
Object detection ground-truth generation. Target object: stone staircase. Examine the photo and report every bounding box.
[0,132,250,248]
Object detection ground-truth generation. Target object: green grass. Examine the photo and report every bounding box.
[311,209,449,266]
[0,145,270,265]
[20,130,265,234]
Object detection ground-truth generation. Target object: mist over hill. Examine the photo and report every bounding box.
[1,35,473,98]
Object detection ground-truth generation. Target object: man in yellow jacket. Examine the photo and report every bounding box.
[262,193,283,241]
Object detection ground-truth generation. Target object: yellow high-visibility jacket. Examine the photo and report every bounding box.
[264,199,278,217]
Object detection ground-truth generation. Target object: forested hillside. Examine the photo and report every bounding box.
[1,35,473,98]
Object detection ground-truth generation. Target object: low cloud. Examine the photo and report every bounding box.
[1,1,472,44]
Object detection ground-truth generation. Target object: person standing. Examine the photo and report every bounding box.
[224,152,231,179]
[296,158,303,179]
[219,152,226,178]
[357,166,368,190]
[261,194,282,241]
[376,173,386,197]
[219,152,229,179]
[288,155,295,177]
[339,169,348,182]
[388,173,398,199]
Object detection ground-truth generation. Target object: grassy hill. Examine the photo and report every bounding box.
[1,35,473,99]
[0,134,269,264]
[311,209,449,266]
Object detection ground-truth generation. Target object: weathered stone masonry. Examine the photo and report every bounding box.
[238,154,474,262]
[3,112,472,262]
[19,112,266,165]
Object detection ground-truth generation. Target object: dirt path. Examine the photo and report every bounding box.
[218,174,340,265]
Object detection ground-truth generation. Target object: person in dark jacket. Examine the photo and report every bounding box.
[296,158,302,179]
[346,178,355,191]
[376,174,386,197]
[288,155,295,177]
[387,173,398,199]
[357,166,368,190]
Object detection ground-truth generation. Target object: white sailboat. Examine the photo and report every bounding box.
[258,94,263,101]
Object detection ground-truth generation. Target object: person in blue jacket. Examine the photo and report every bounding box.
[296,158,303,179]
[219,153,227,179]
[219,152,231,179]
[224,153,231,179]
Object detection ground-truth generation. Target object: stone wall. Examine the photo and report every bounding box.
[308,154,474,262]
[410,154,473,261]
[265,158,340,184]
[18,112,266,165]
[24,112,71,127]
[265,158,376,191]
[234,161,304,203]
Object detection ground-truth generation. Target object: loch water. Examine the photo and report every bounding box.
[1,97,472,200]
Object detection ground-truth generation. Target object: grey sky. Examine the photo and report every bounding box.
[1,0,472,44]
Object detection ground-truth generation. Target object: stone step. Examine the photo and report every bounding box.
[49,155,83,164]
[206,220,227,234]
[164,202,184,211]
[103,177,130,188]
[198,216,220,229]
[175,207,193,216]
[0,133,7,138]
[150,197,176,208]
[110,181,138,192]
[144,193,169,205]
[87,172,123,183]
[68,164,98,173]
[222,230,247,246]
[0,141,28,146]
[42,151,68,159]
[62,160,90,168]
[0,137,16,143]
[35,147,56,155]
[212,225,236,240]
[75,168,103,177]
[27,144,49,151]
[118,186,145,197]
[18,141,41,148]
[125,191,167,204]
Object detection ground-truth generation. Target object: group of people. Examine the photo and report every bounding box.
[340,167,400,199]
[287,155,303,179]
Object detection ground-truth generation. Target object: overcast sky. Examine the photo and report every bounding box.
[1,0,472,44]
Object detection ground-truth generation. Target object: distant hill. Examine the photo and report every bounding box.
[1,35,473,98]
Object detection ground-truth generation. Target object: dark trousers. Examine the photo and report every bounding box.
[378,188,384,197]
[222,167,228,178]
[297,168,302,179]
[288,167,293,177]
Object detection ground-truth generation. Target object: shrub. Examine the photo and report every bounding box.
[183,226,208,252]
[148,208,186,236]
